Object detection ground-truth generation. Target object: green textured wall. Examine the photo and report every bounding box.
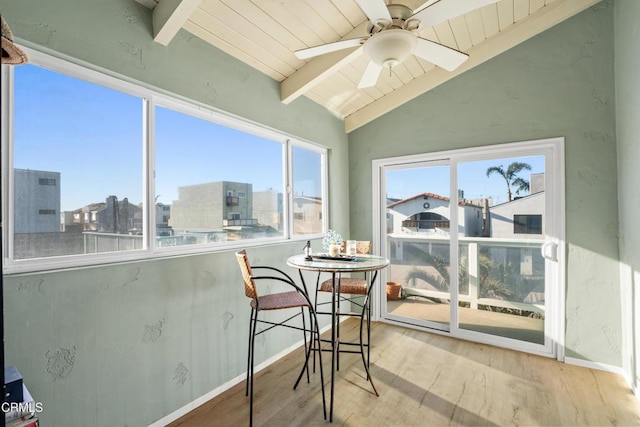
[348,2,620,365]
[1,0,634,425]
[1,1,348,426]
[614,0,640,392]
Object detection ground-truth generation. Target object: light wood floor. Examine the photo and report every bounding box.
[169,319,640,426]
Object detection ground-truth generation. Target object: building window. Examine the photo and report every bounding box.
[1,50,328,272]
[514,214,542,234]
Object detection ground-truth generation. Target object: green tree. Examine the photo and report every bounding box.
[404,250,516,300]
[486,162,532,202]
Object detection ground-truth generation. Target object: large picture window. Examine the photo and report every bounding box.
[2,52,327,272]
[11,64,144,260]
[154,104,285,247]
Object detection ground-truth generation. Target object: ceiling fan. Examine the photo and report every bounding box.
[295,0,500,88]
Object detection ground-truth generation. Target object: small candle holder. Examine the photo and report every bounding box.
[329,243,340,257]
[303,240,312,261]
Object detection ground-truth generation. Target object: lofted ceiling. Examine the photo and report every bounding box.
[136,0,600,132]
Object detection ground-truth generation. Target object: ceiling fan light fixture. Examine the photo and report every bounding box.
[364,29,417,69]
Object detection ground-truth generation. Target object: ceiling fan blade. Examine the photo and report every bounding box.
[409,0,500,28]
[358,60,383,88]
[413,38,469,71]
[294,38,366,59]
[355,0,392,25]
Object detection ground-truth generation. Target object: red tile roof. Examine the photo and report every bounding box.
[387,192,481,208]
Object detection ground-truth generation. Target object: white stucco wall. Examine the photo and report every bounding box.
[489,192,545,239]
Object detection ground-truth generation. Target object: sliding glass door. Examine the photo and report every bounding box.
[375,138,564,357]
[385,161,452,332]
[456,155,547,346]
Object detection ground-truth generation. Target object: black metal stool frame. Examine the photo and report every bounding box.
[313,272,376,378]
[243,265,327,426]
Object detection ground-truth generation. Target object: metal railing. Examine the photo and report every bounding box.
[387,235,545,315]
[401,220,450,229]
[82,231,143,253]
[223,218,258,226]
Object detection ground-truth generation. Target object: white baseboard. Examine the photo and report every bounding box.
[564,356,627,376]
[147,371,245,427]
[147,322,334,427]
[565,356,640,405]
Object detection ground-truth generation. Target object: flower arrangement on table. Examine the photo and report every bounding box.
[322,229,344,256]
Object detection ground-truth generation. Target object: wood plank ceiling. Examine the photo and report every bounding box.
[137,0,600,132]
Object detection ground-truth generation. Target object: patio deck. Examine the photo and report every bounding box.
[387,297,544,343]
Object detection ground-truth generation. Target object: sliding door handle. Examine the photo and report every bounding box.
[541,241,558,261]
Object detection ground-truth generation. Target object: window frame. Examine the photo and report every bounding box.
[288,139,329,238]
[1,48,328,274]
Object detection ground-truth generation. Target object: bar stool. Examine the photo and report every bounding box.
[235,250,326,426]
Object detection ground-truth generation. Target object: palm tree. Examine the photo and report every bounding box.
[486,161,532,202]
[404,250,516,300]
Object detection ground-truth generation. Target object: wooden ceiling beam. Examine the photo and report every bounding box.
[344,0,601,133]
[153,0,202,46]
[280,21,369,105]
[281,47,363,105]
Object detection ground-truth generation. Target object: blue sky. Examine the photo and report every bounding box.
[13,63,542,211]
[14,65,143,210]
[154,105,285,205]
[13,64,320,211]
[386,155,545,205]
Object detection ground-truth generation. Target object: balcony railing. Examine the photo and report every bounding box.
[402,219,450,229]
[222,218,258,227]
[387,235,545,315]
[82,231,143,253]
